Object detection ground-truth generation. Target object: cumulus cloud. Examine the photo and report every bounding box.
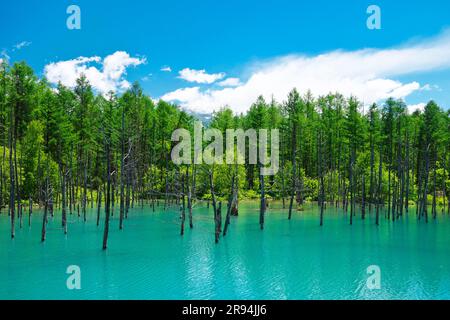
[218,77,242,87]
[178,68,225,84]
[161,87,202,103]
[161,66,172,72]
[161,30,450,114]
[407,102,426,114]
[44,51,146,94]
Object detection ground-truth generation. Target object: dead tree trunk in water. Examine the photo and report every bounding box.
[41,177,50,242]
[432,150,438,219]
[180,173,186,236]
[164,148,170,210]
[361,175,366,220]
[119,112,126,230]
[349,148,355,225]
[446,153,450,215]
[102,141,111,250]
[60,163,67,234]
[187,167,193,229]
[96,188,102,227]
[223,172,236,237]
[111,176,115,217]
[215,202,222,244]
[125,165,131,219]
[82,156,88,222]
[259,164,266,230]
[376,147,382,226]
[280,133,286,209]
[208,169,220,243]
[405,131,410,214]
[443,152,450,214]
[28,197,32,227]
[422,145,431,223]
[230,163,239,216]
[9,117,15,238]
[14,137,22,227]
[209,170,217,215]
[319,132,325,226]
[288,121,297,220]
[369,118,375,214]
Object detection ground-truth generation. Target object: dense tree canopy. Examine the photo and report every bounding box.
[0,60,449,246]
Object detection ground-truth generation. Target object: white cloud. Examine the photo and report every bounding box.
[13,41,31,51]
[1,49,10,60]
[162,30,450,114]
[141,74,152,81]
[420,84,441,92]
[407,102,426,114]
[218,77,242,87]
[0,41,32,62]
[161,87,202,102]
[178,68,225,84]
[161,66,172,72]
[44,51,146,94]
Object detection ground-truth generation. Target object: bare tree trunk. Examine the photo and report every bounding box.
[369,128,375,213]
[432,155,437,219]
[97,188,102,227]
[215,202,222,244]
[288,122,297,220]
[125,167,131,219]
[349,148,355,225]
[318,131,324,226]
[223,172,235,237]
[28,196,32,226]
[14,136,21,227]
[60,164,67,234]
[405,131,410,214]
[187,166,193,229]
[361,175,366,220]
[180,173,186,236]
[280,134,286,209]
[83,156,88,222]
[119,111,125,229]
[102,142,111,250]
[208,169,220,243]
[41,178,49,242]
[9,112,15,238]
[259,165,266,230]
[422,145,431,223]
[376,147,382,226]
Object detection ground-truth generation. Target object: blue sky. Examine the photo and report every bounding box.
[1,0,450,113]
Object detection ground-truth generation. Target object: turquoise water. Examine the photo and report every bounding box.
[1,202,450,300]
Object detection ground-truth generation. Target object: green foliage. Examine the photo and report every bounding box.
[0,60,448,216]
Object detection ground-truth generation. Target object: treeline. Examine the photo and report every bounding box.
[1,60,450,247]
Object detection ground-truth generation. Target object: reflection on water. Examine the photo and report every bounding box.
[1,203,450,300]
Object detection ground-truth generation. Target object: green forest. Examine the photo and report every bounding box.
[1,60,450,248]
